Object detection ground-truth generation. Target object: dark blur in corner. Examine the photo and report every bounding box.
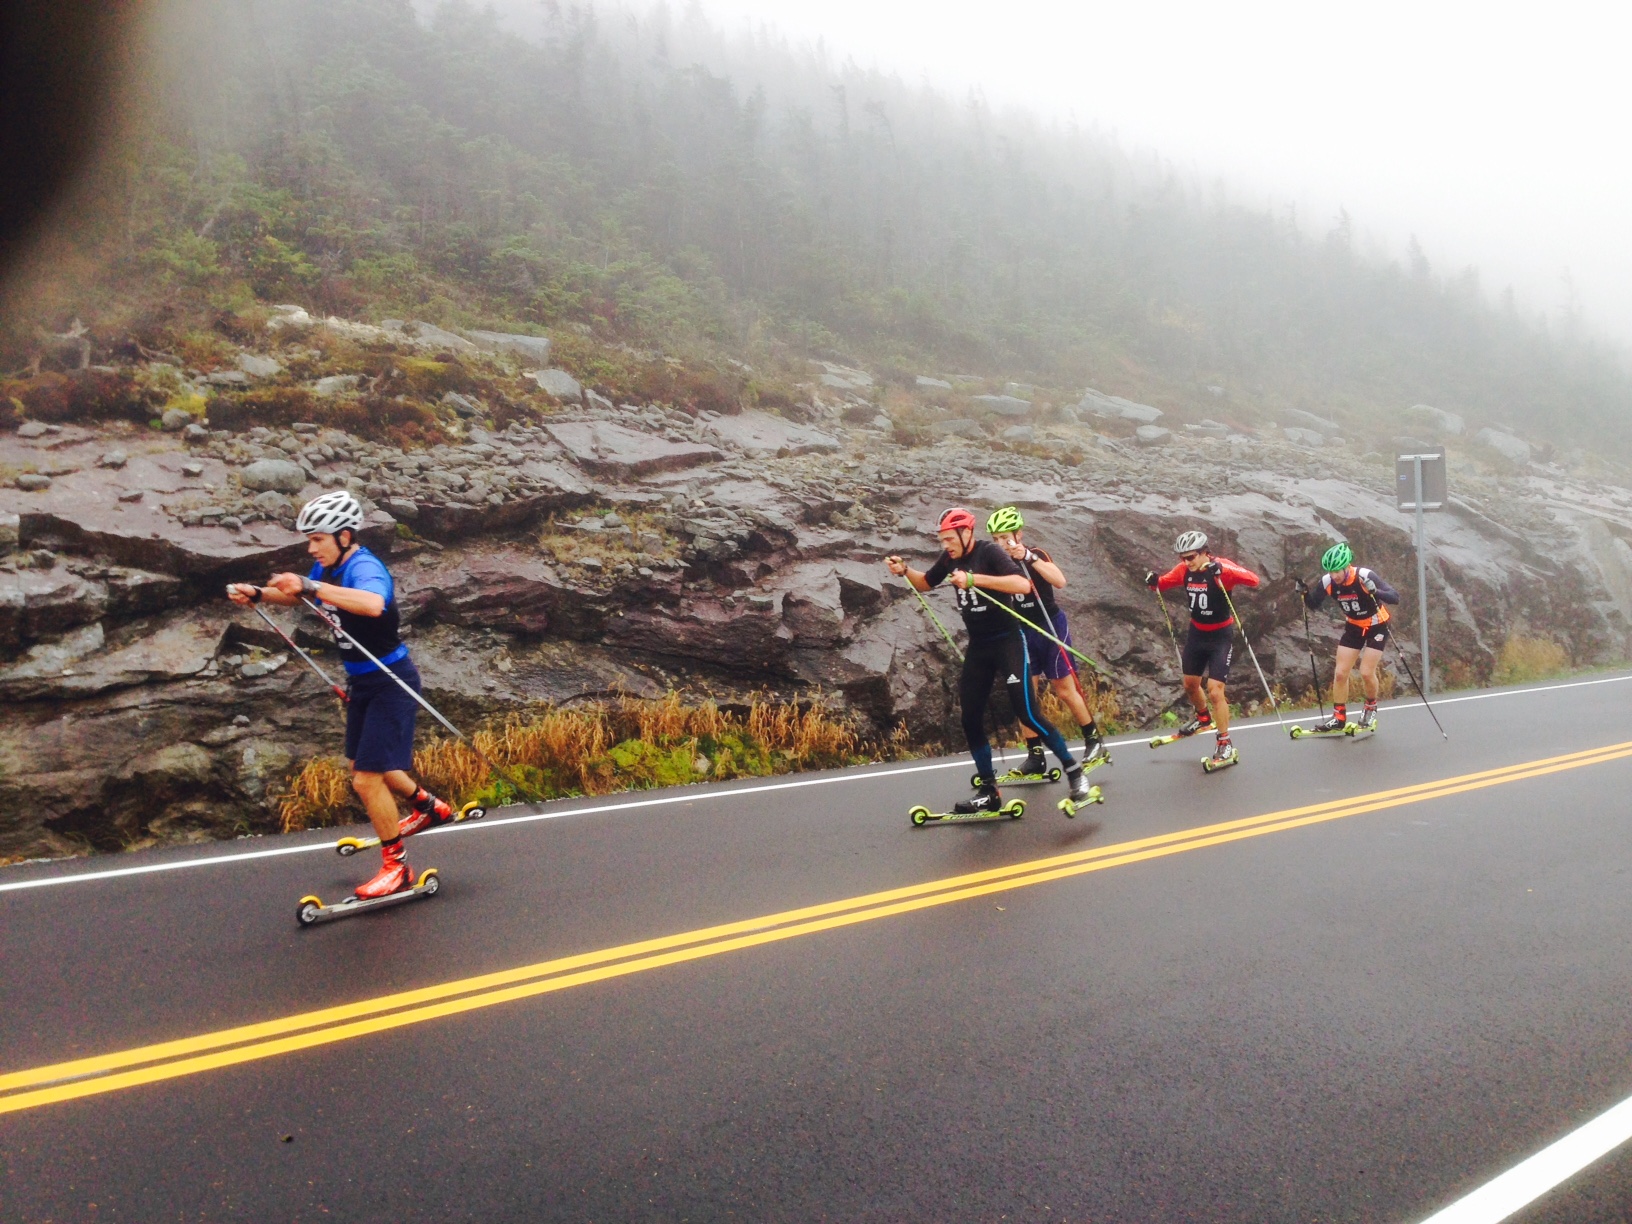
[0,0,149,291]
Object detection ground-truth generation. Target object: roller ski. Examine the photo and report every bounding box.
[1201,739,1239,773]
[1056,766,1105,818]
[1290,712,1347,739]
[336,791,482,856]
[977,749,1061,788]
[1149,711,1211,749]
[911,784,1025,826]
[298,841,441,926]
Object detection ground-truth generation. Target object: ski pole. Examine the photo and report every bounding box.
[1153,586,1184,675]
[1218,583,1286,732]
[902,579,964,663]
[300,597,544,800]
[248,601,349,705]
[974,589,1114,678]
[1388,633,1448,740]
[1295,580,1326,718]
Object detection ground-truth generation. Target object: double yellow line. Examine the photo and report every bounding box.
[4,740,1630,1117]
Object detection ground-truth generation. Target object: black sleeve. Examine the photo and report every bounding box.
[922,552,953,589]
[1302,578,1327,609]
[1369,574,1401,605]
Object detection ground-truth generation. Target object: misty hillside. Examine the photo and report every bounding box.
[8,0,1632,450]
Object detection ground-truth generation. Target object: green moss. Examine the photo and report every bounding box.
[600,738,699,788]
[697,730,772,779]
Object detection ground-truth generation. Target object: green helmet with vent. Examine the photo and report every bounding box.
[986,506,1025,535]
[1320,542,1354,572]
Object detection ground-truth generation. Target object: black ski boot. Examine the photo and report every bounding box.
[953,783,1004,815]
[1017,746,1048,777]
[1177,710,1213,737]
[1311,712,1347,734]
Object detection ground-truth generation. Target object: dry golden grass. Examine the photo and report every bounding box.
[1493,634,1570,686]
[276,691,896,832]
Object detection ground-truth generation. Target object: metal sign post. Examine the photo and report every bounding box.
[1396,448,1446,698]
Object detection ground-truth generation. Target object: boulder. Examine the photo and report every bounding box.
[403,321,475,353]
[442,391,481,418]
[15,473,51,491]
[528,369,583,401]
[312,375,360,397]
[1184,420,1232,438]
[607,594,792,672]
[1002,425,1035,443]
[1408,403,1464,435]
[1282,426,1327,447]
[236,353,282,379]
[544,420,722,477]
[382,497,419,521]
[1004,382,1039,399]
[929,418,982,439]
[1134,425,1172,446]
[240,459,308,494]
[915,376,952,390]
[0,511,17,550]
[970,394,1032,418]
[0,567,107,650]
[703,410,841,457]
[1280,408,1342,436]
[464,330,552,364]
[97,449,128,469]
[1078,389,1163,423]
[818,363,873,392]
[1476,427,1531,464]
[17,421,49,439]
[160,408,193,432]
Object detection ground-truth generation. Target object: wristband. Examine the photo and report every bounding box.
[300,576,319,597]
[1022,549,1036,563]
[251,586,263,603]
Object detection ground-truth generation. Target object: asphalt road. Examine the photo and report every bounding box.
[5,674,1632,1222]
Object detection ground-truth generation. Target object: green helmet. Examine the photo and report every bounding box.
[987,505,1025,535]
[1320,542,1354,573]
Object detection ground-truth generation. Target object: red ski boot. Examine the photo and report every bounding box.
[396,788,454,838]
[355,838,412,899]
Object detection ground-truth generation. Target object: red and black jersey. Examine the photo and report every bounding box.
[1155,556,1260,630]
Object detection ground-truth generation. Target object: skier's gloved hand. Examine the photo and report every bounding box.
[1292,576,1307,592]
[1202,561,1222,578]
[1144,570,1158,588]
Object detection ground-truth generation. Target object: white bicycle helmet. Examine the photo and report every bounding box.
[296,490,364,536]
[1174,530,1209,554]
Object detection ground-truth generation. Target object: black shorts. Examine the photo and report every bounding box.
[1339,622,1390,652]
[1181,624,1234,683]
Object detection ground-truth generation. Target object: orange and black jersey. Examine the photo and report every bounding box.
[1154,556,1260,630]
[1304,565,1400,628]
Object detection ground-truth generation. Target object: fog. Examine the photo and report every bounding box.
[503,0,1632,346]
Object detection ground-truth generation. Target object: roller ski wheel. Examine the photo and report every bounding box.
[1057,786,1105,818]
[1081,747,1113,774]
[1343,720,1377,737]
[910,799,1025,826]
[1201,745,1239,773]
[296,868,441,927]
[334,801,488,856]
[980,765,1061,787]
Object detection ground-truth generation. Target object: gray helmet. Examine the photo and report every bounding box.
[1174,530,1208,554]
[296,490,364,536]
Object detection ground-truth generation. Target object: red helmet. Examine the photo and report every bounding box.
[937,506,977,533]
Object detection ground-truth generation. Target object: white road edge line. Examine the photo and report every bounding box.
[1417,1090,1632,1224]
[4,671,1628,894]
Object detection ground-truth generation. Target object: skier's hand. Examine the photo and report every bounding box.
[1144,569,1159,588]
[1201,560,1222,578]
[949,569,972,590]
[1292,576,1307,592]
[885,555,907,577]
[226,583,260,605]
[266,572,307,597]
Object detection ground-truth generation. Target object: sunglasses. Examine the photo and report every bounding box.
[1180,552,1201,561]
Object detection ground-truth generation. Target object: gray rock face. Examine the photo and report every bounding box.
[528,369,583,401]
[1476,427,1531,464]
[442,391,481,418]
[703,410,841,457]
[240,459,308,494]
[402,321,475,353]
[0,512,17,550]
[544,421,721,477]
[970,394,1033,418]
[464,330,552,363]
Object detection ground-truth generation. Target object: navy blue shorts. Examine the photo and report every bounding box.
[344,657,422,773]
[1023,609,1076,681]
